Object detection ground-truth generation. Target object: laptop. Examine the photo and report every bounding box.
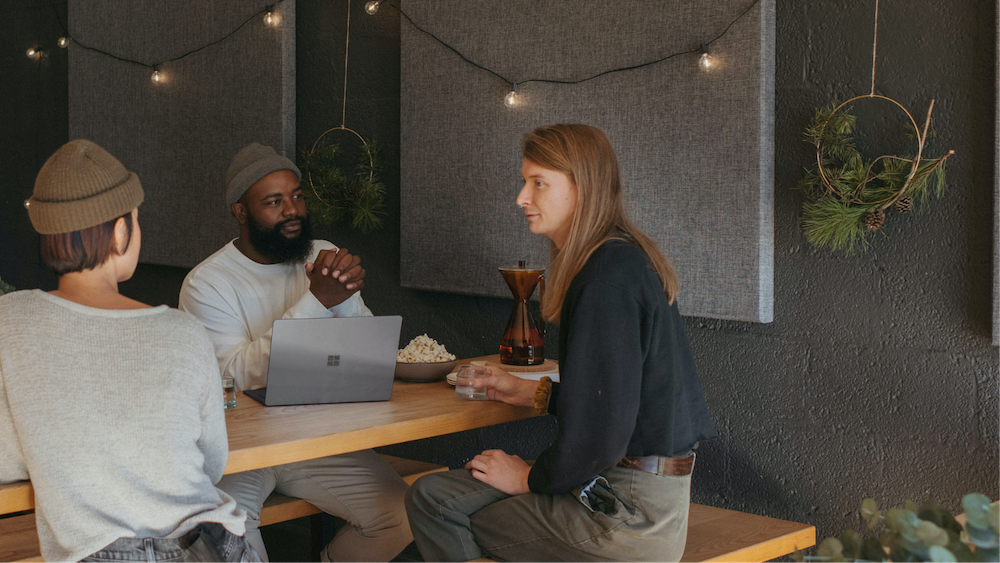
[244,315,402,406]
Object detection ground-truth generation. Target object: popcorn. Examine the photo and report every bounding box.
[397,334,456,363]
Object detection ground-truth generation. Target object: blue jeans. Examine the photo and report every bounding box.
[80,522,260,562]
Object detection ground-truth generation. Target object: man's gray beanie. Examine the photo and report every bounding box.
[225,143,301,207]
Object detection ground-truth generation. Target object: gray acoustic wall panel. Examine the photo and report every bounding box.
[400,0,775,323]
[68,0,295,267]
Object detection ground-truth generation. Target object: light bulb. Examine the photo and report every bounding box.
[365,1,380,15]
[57,37,69,48]
[151,68,162,83]
[504,87,518,107]
[265,10,274,25]
[699,52,714,70]
[26,47,39,58]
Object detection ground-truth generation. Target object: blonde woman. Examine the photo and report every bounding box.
[0,140,256,562]
[405,124,717,562]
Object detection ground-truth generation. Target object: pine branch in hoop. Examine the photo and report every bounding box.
[797,101,954,255]
[299,137,386,232]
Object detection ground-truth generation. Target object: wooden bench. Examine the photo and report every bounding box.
[2,461,815,563]
[468,504,815,562]
[0,455,447,563]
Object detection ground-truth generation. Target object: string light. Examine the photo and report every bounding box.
[38,1,287,86]
[366,0,760,105]
[698,44,714,70]
[30,0,754,96]
[504,84,518,107]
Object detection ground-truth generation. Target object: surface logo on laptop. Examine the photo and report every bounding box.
[327,355,340,367]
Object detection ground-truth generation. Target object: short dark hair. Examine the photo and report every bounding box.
[40,212,133,276]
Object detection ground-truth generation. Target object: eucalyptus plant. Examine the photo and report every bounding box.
[0,276,14,295]
[795,494,999,562]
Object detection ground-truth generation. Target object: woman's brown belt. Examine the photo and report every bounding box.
[617,454,695,476]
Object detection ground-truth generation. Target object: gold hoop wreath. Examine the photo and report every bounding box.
[299,0,385,232]
[798,0,955,255]
[799,95,954,255]
[300,125,385,231]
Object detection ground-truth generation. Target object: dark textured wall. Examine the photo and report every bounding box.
[0,3,66,292]
[1,0,997,548]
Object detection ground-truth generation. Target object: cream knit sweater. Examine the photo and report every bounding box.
[0,290,245,562]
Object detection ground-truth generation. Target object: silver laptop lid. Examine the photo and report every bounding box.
[265,316,402,406]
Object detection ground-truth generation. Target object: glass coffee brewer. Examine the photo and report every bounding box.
[498,262,545,365]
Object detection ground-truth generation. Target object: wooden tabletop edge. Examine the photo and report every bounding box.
[224,407,535,474]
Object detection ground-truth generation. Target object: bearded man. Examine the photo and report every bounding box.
[179,143,411,562]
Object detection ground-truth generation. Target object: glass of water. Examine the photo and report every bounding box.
[454,365,489,400]
[222,376,236,409]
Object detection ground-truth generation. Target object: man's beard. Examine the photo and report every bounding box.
[246,213,314,264]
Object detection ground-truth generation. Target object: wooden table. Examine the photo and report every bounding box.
[3,355,816,562]
[2,361,536,513]
[224,371,536,474]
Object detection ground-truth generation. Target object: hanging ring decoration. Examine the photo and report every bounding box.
[299,0,385,232]
[814,94,927,210]
[306,125,376,206]
[800,93,955,254]
[797,0,955,254]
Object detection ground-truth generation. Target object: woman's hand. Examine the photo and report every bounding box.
[465,367,538,407]
[465,449,531,495]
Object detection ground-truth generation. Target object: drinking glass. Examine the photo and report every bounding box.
[222,377,236,409]
[454,365,489,399]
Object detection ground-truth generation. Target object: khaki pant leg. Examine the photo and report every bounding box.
[275,450,412,562]
[473,467,691,562]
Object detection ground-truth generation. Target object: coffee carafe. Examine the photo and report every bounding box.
[498,261,545,365]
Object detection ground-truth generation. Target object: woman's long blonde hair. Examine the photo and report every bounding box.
[524,124,679,322]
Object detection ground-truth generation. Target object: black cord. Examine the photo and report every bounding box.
[385,0,761,88]
[392,6,511,84]
[48,0,284,69]
[40,0,759,87]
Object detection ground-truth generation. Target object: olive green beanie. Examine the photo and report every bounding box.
[225,142,301,208]
[25,139,144,234]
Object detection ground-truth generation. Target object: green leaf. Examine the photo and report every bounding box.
[915,520,950,547]
[886,508,920,541]
[818,537,844,561]
[963,524,1000,550]
[0,276,14,295]
[862,498,883,530]
[990,502,999,534]
[855,537,885,562]
[962,494,993,530]
[928,546,957,562]
[840,529,862,559]
[905,500,919,513]
[976,547,1000,562]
